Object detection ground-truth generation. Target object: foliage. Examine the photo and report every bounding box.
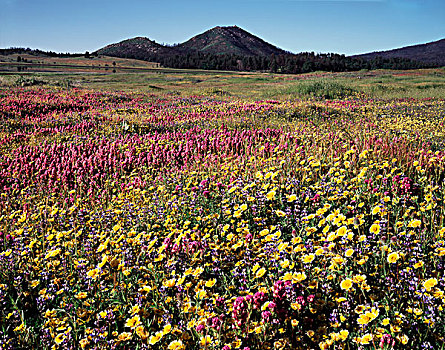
[0,87,444,350]
[296,81,357,99]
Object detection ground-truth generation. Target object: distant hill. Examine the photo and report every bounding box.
[92,29,441,73]
[96,37,180,59]
[177,26,288,56]
[95,26,287,60]
[354,38,445,67]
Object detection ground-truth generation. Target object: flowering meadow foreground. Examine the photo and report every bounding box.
[0,87,444,350]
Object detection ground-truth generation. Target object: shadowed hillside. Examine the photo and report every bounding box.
[354,38,445,66]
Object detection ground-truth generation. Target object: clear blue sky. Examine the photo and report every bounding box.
[0,0,444,55]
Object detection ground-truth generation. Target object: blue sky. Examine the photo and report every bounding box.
[0,0,444,55]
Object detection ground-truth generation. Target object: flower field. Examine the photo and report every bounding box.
[0,86,444,349]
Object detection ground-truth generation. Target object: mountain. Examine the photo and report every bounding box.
[353,38,445,66]
[177,26,288,56]
[95,26,288,59]
[96,37,179,58]
[91,28,440,73]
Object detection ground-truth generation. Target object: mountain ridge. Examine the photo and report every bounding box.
[353,38,445,66]
[95,27,444,68]
[177,25,288,56]
[96,26,288,58]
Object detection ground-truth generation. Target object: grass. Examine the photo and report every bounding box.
[1,57,444,100]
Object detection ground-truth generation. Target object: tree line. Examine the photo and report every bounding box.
[114,51,437,73]
[1,47,438,73]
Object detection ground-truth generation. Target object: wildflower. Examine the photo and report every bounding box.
[293,271,307,282]
[372,206,381,215]
[135,326,149,340]
[340,278,353,291]
[275,210,286,217]
[302,254,315,264]
[54,333,66,345]
[287,194,297,202]
[200,335,212,346]
[266,190,276,200]
[423,278,438,292]
[86,268,100,279]
[408,219,421,228]
[345,249,354,257]
[125,315,141,328]
[75,292,87,299]
[361,333,373,345]
[163,324,172,335]
[168,340,185,350]
[45,248,61,259]
[369,223,380,234]
[163,278,176,288]
[79,338,90,349]
[398,334,409,345]
[387,252,400,264]
[149,331,163,345]
[339,330,349,341]
[205,279,216,288]
[118,332,132,341]
[255,267,266,278]
[337,226,347,237]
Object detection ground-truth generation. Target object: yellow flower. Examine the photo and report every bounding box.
[336,226,347,237]
[79,338,90,349]
[282,272,294,281]
[45,248,61,259]
[125,315,141,328]
[255,267,266,278]
[287,194,297,202]
[98,254,108,268]
[280,259,290,268]
[387,252,400,264]
[200,335,212,346]
[86,268,100,279]
[259,229,269,236]
[205,279,216,288]
[293,271,307,282]
[118,332,132,341]
[266,190,276,200]
[168,340,185,350]
[196,290,207,299]
[360,333,373,345]
[339,330,349,341]
[345,249,354,257]
[408,219,421,228]
[423,278,438,292]
[163,278,176,288]
[372,206,381,215]
[414,261,424,269]
[369,223,380,234]
[135,326,149,340]
[398,334,409,345]
[163,324,172,335]
[340,278,353,291]
[149,331,163,345]
[302,254,315,264]
[291,319,299,327]
[75,292,87,299]
[54,333,66,345]
[275,210,286,217]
